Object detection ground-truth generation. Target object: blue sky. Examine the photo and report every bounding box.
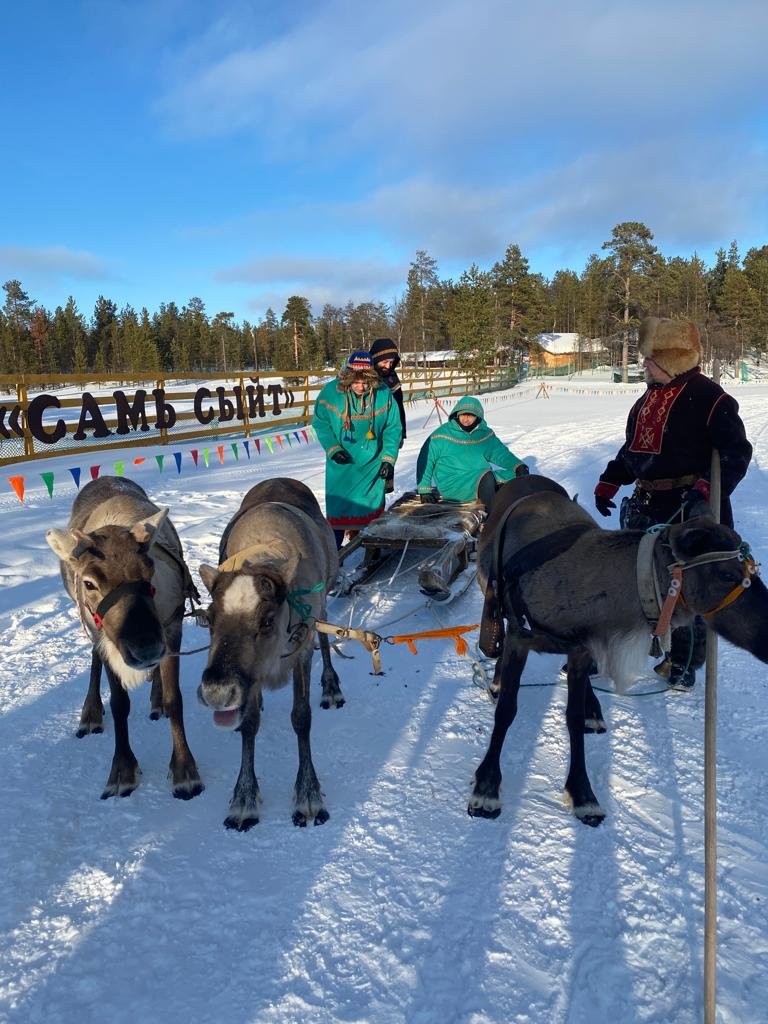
[2,0,767,324]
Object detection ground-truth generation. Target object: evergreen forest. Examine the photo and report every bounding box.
[2,223,766,378]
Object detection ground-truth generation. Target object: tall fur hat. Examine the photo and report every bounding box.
[338,350,379,390]
[639,317,702,378]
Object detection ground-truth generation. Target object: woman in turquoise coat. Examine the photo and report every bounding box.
[416,395,527,508]
[313,351,403,547]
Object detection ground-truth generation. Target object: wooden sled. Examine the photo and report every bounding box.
[335,492,486,599]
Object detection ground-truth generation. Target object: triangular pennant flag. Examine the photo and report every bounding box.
[114,461,125,477]
[202,448,210,468]
[174,452,182,474]
[41,471,55,498]
[231,442,239,461]
[275,435,283,449]
[243,440,251,459]
[286,433,292,446]
[69,467,81,489]
[254,439,261,455]
[8,476,25,503]
[293,431,301,444]
[90,465,100,480]
[265,437,274,454]
[155,454,165,473]
[133,457,145,465]
[217,445,224,464]
[301,429,309,444]
[191,450,199,467]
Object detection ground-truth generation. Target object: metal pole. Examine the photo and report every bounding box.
[704,357,721,1024]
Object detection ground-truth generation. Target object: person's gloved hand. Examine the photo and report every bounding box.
[378,462,394,481]
[682,487,711,519]
[515,463,530,477]
[331,449,352,464]
[595,495,616,517]
[420,492,438,504]
[594,481,618,518]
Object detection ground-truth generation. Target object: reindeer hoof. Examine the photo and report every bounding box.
[572,802,606,828]
[292,811,309,827]
[584,717,607,734]
[149,708,163,721]
[314,808,330,825]
[101,765,141,799]
[76,723,104,738]
[225,813,259,831]
[169,764,204,801]
[467,802,501,819]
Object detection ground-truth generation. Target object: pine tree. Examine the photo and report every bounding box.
[445,264,495,374]
[491,244,548,364]
[601,222,659,381]
[2,280,35,372]
[404,250,441,365]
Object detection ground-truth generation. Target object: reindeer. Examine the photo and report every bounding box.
[469,475,768,826]
[197,478,343,831]
[46,476,203,801]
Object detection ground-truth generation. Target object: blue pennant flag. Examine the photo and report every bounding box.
[69,467,81,489]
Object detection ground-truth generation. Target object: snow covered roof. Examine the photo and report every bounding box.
[400,350,459,362]
[533,333,582,354]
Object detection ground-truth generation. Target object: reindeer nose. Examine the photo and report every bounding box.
[200,670,242,711]
[124,639,166,668]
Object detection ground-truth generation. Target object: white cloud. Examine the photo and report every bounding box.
[0,245,110,282]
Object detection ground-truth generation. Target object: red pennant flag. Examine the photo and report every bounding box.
[191,449,199,467]
[301,429,309,444]
[90,466,100,480]
[217,445,224,464]
[8,476,25,503]
[133,457,145,465]
[255,439,261,454]
[275,435,283,449]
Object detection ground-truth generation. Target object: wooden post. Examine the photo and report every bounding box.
[704,357,721,1024]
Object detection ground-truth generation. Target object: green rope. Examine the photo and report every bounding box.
[287,582,325,620]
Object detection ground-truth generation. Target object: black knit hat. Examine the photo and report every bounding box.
[370,337,401,370]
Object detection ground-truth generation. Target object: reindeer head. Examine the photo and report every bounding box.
[197,563,290,729]
[667,519,768,664]
[46,509,169,677]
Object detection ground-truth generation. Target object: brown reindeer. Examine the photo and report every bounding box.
[197,478,342,831]
[469,475,768,826]
[46,476,203,801]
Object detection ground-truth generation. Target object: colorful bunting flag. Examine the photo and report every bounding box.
[275,435,283,449]
[174,452,182,474]
[191,450,199,467]
[134,457,145,465]
[217,445,224,464]
[265,437,274,454]
[8,476,25,503]
[286,433,292,446]
[69,467,81,489]
[293,431,301,444]
[231,442,239,461]
[254,439,261,455]
[114,461,125,476]
[243,440,251,459]
[301,429,309,444]
[155,454,165,472]
[41,472,54,498]
[90,465,100,480]
[202,448,210,468]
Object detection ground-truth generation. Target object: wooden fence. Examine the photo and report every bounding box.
[0,365,518,467]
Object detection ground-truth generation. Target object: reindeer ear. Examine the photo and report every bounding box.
[670,522,734,561]
[130,507,169,546]
[46,528,79,561]
[199,564,219,594]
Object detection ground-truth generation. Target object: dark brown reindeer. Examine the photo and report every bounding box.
[197,478,343,831]
[469,474,768,826]
[46,476,203,801]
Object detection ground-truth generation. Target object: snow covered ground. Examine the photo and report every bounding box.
[1,380,766,1024]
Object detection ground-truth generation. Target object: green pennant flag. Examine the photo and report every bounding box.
[231,442,239,460]
[286,433,293,446]
[156,454,165,472]
[114,461,125,477]
[41,471,55,498]
[202,448,210,468]
[265,437,274,454]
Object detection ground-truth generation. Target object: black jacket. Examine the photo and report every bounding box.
[598,367,752,526]
[369,338,406,439]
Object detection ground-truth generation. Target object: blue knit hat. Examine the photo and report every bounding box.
[347,351,373,371]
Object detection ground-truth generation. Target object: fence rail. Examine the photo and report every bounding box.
[0,365,518,467]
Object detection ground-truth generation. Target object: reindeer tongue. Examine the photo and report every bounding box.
[213,708,240,729]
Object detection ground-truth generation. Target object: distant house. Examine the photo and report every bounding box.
[400,349,459,367]
[530,333,605,374]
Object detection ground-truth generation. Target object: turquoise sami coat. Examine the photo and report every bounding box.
[313,378,402,528]
[416,395,522,502]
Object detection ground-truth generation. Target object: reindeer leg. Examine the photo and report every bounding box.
[149,666,163,720]
[468,634,527,818]
[224,692,261,831]
[101,668,140,798]
[584,678,606,734]
[564,649,605,827]
[77,648,105,737]
[292,650,328,827]
[161,626,203,800]
[318,630,344,709]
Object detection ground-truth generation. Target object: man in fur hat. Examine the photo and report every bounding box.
[369,337,407,494]
[594,316,753,690]
[313,351,403,548]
